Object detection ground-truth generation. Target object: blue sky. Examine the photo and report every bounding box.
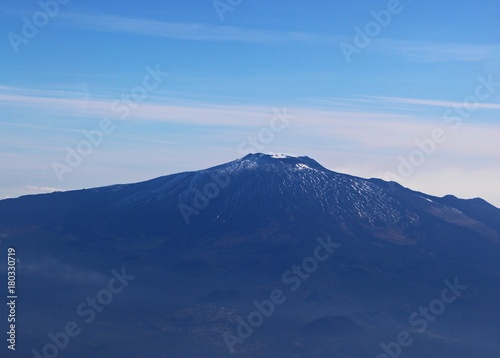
[1,0,499,206]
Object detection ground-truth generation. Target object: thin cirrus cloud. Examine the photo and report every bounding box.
[2,87,500,130]
[2,86,500,161]
[57,13,499,63]
[374,38,500,63]
[371,96,500,110]
[303,95,500,117]
[0,86,429,128]
[59,13,333,44]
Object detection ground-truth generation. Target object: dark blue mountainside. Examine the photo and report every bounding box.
[0,153,499,357]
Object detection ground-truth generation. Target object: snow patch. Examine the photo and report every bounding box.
[295,163,312,170]
[269,153,298,159]
[418,196,434,203]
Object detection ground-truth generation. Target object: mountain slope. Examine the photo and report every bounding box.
[0,153,499,358]
[1,153,498,243]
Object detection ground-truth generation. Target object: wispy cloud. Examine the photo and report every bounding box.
[374,38,500,63]
[371,96,500,110]
[2,87,500,136]
[60,13,333,44]
[0,121,82,133]
[25,185,63,194]
[3,86,500,161]
[57,13,500,64]
[0,87,423,127]
[305,95,500,116]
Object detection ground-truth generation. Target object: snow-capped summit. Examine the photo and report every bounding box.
[211,153,327,174]
[1,154,498,357]
[269,153,299,159]
[1,153,499,244]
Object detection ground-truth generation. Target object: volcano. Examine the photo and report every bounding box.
[0,153,499,357]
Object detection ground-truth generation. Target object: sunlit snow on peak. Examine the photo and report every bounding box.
[269,153,298,159]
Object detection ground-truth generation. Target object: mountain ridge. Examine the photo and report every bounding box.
[0,153,499,245]
[0,153,499,357]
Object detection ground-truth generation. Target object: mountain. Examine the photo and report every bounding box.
[0,153,499,358]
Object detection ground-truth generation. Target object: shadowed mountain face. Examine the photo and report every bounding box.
[0,153,499,357]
